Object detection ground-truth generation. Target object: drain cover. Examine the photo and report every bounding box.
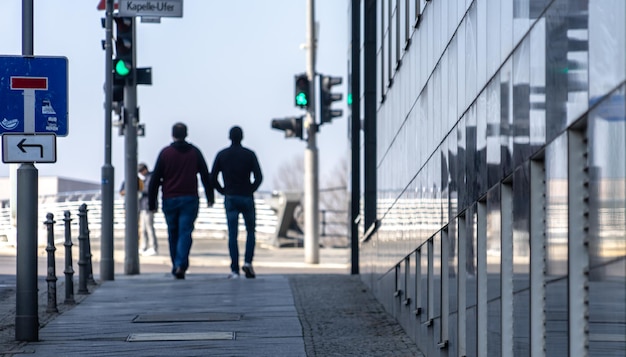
[127,332,235,342]
[132,312,241,323]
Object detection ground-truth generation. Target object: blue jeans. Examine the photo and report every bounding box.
[161,196,199,274]
[224,195,256,273]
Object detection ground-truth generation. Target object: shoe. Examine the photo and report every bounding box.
[227,272,240,279]
[142,248,157,256]
[174,267,185,280]
[242,263,256,279]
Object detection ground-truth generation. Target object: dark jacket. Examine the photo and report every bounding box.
[211,143,262,197]
[148,140,214,211]
[139,171,152,211]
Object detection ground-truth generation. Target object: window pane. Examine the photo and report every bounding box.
[513,37,532,165]
[589,0,626,99]
[545,134,569,357]
[530,18,547,151]
[513,164,531,357]
[500,59,514,177]
[486,186,502,355]
[588,88,626,356]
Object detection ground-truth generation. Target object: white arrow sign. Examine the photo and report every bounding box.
[2,133,57,163]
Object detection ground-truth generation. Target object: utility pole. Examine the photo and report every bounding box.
[304,0,319,264]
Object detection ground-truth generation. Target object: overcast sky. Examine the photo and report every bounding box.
[0,0,349,193]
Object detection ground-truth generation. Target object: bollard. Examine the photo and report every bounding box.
[44,213,58,313]
[82,204,97,286]
[63,210,75,304]
[77,204,89,294]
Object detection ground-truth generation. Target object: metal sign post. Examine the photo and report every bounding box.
[0,54,68,342]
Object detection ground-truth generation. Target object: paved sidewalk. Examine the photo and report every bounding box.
[0,237,423,356]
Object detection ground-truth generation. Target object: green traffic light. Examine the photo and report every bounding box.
[296,92,308,106]
[115,60,131,77]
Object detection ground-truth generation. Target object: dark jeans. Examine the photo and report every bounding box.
[224,195,256,273]
[161,196,199,274]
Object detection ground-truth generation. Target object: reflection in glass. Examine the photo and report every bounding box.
[466,3,477,106]
[477,91,488,197]
[487,77,501,187]
[513,0,531,45]
[466,207,478,357]
[500,0,513,61]
[486,187,501,355]
[500,59,514,177]
[457,116,468,208]
[513,37,532,166]
[513,164,531,356]
[486,0,501,78]
[587,89,626,355]
[530,0,549,20]
[433,233,441,323]
[458,21,467,115]
[420,244,428,324]
[544,0,568,141]
[441,143,450,225]
[529,18,547,152]
[449,35,459,127]
[449,221,458,316]
[588,0,626,98]
[565,0,589,124]
[545,134,568,357]
[466,105,478,206]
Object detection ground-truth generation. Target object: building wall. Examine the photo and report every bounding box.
[0,176,100,202]
[359,1,626,356]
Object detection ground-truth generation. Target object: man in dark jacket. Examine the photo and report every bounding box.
[138,163,158,256]
[148,122,214,279]
[211,126,263,279]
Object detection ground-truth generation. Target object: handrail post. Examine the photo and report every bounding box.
[83,204,97,286]
[44,213,58,313]
[63,210,75,304]
[77,204,89,294]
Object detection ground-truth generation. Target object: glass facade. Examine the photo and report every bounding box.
[356,0,626,356]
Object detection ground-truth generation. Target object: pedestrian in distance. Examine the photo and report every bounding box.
[119,173,146,250]
[148,122,214,279]
[211,125,263,279]
[138,163,158,256]
[118,176,144,197]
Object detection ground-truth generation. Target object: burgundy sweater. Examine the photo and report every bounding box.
[148,140,214,210]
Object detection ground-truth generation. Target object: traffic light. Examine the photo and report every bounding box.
[271,116,303,139]
[294,74,310,108]
[113,16,134,81]
[112,72,124,103]
[319,75,343,124]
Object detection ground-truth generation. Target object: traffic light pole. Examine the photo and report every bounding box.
[304,0,320,264]
[123,18,140,275]
[100,0,115,281]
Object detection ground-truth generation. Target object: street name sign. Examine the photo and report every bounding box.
[0,56,68,136]
[2,133,57,163]
[119,0,183,18]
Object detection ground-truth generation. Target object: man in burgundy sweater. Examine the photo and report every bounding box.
[148,122,214,279]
